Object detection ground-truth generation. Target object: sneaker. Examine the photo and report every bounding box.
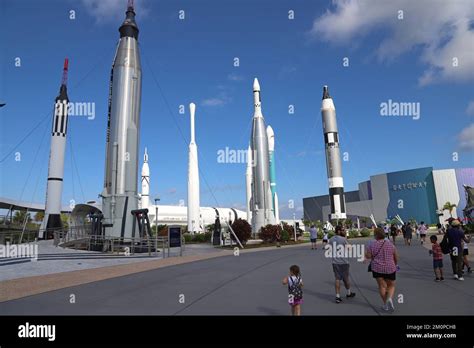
[335,297,342,304]
[454,274,459,280]
[435,278,440,282]
[386,298,395,312]
[458,277,464,281]
[346,292,356,298]
[380,304,390,312]
[440,277,445,281]
[468,268,472,274]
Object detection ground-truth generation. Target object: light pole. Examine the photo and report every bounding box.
[154,197,160,237]
[293,212,297,242]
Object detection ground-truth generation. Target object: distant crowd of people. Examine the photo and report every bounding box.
[283,218,471,316]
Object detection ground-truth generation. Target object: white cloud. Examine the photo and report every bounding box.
[201,98,227,107]
[201,89,232,107]
[227,73,244,81]
[309,0,474,85]
[458,123,474,151]
[81,0,149,23]
[466,101,474,116]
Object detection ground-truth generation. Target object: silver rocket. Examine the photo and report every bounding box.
[102,1,142,239]
[321,85,346,220]
[187,103,201,233]
[40,58,70,239]
[250,78,275,234]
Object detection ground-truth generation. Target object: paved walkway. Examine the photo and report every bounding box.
[0,240,221,281]
[0,237,472,315]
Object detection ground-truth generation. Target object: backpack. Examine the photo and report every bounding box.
[440,234,450,254]
[288,276,303,302]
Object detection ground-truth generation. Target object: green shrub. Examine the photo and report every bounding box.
[328,231,335,239]
[192,232,211,243]
[360,228,371,237]
[281,229,290,242]
[281,222,295,241]
[183,233,193,243]
[348,230,359,239]
[317,231,323,239]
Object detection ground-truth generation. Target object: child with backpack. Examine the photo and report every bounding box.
[429,235,444,281]
[282,265,303,316]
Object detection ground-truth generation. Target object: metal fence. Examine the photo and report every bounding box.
[53,225,184,257]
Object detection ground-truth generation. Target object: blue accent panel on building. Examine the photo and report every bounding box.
[386,167,438,224]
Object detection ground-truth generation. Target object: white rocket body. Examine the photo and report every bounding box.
[274,192,280,224]
[250,78,275,235]
[266,125,279,224]
[246,144,253,222]
[40,60,70,239]
[140,148,150,210]
[187,103,201,233]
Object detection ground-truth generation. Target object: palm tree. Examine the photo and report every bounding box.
[442,201,457,217]
[34,211,44,223]
[13,211,31,225]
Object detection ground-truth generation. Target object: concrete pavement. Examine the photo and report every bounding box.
[0,238,472,315]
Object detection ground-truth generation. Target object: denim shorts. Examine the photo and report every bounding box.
[433,259,443,269]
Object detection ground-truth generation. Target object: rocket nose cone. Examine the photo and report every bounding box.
[322,85,331,100]
[253,78,260,91]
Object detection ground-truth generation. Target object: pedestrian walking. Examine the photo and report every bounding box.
[418,222,428,245]
[365,227,399,312]
[445,220,468,281]
[282,265,303,316]
[390,224,398,244]
[405,222,413,246]
[322,228,329,249]
[463,233,471,274]
[429,235,444,282]
[328,225,356,303]
[309,225,318,250]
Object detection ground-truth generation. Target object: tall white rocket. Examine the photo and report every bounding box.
[187,103,201,233]
[250,78,275,234]
[246,144,253,222]
[40,58,70,239]
[141,147,150,210]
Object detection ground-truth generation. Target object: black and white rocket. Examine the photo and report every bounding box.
[250,78,275,234]
[101,0,142,238]
[321,85,346,220]
[40,58,70,239]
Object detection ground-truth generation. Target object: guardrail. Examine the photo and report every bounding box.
[53,228,186,257]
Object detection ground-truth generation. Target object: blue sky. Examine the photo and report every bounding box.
[0,0,473,219]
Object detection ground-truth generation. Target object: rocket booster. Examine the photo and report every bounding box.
[141,148,150,210]
[250,78,275,234]
[187,103,201,233]
[246,144,252,222]
[102,1,142,238]
[40,58,70,238]
[266,125,279,222]
[321,85,346,220]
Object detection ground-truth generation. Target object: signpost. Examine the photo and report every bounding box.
[168,225,182,256]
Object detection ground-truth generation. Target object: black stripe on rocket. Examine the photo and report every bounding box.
[329,187,345,214]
